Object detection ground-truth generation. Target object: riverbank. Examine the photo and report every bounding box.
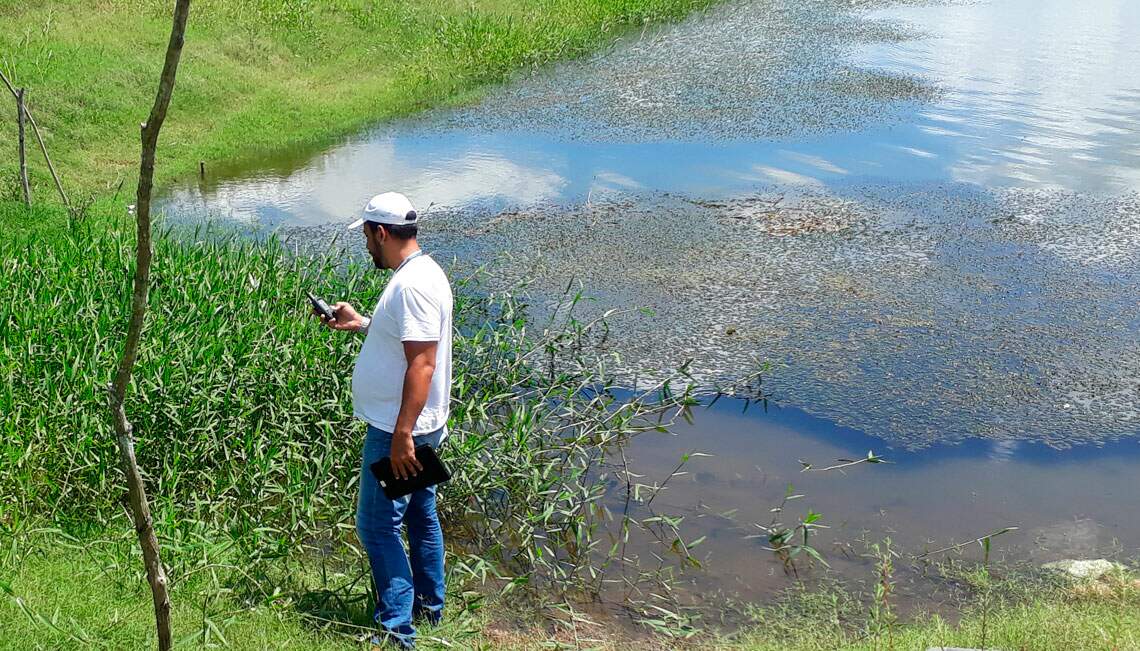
[3,524,1137,650]
[5,0,1140,646]
[4,199,1139,649]
[0,0,715,195]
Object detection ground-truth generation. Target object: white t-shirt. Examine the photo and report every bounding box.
[352,253,453,435]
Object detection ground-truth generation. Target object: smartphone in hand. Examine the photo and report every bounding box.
[307,291,337,321]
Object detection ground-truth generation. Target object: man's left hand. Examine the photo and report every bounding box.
[390,432,423,480]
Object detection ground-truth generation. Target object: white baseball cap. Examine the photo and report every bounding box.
[347,192,418,229]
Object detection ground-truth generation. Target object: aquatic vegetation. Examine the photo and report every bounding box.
[438,0,936,140]
[399,190,1139,449]
[867,538,897,651]
[749,483,829,574]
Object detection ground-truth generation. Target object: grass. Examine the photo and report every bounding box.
[0,0,717,198]
[0,528,361,650]
[728,566,1140,651]
[3,525,1138,650]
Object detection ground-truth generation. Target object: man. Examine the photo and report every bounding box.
[316,191,453,649]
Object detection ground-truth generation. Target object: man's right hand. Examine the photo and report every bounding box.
[315,301,365,331]
[390,431,423,480]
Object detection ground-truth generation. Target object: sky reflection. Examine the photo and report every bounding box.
[163,0,1140,223]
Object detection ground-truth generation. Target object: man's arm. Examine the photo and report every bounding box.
[389,340,438,480]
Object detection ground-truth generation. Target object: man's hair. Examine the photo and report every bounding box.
[367,221,418,240]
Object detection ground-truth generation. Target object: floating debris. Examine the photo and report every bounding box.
[434,0,939,141]
[400,186,1138,450]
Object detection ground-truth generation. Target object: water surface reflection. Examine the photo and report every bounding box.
[625,397,1140,602]
[163,0,1140,222]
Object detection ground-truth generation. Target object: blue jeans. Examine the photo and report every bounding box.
[357,425,446,648]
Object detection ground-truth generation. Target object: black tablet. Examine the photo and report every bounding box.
[369,444,452,500]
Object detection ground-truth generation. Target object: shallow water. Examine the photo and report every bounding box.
[161,0,1140,601]
[623,396,1140,605]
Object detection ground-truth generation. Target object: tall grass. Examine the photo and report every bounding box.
[4,526,1140,649]
[0,200,705,629]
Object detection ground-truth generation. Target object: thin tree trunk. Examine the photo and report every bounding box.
[107,2,191,650]
[16,88,30,206]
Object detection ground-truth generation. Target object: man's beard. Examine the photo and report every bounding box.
[371,251,385,269]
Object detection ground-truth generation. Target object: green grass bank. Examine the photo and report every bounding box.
[4,526,1139,650]
[1,0,715,197]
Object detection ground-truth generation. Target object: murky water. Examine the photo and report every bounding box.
[623,396,1140,606]
[161,0,1140,600]
[615,396,1140,611]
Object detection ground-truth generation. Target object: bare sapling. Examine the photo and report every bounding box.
[107,2,192,650]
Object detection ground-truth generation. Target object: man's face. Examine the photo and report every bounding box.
[364,224,387,269]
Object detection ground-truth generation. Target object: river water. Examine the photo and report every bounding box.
[162,0,1140,605]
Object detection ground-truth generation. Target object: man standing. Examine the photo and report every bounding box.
[316,192,453,649]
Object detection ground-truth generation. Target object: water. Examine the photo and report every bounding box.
[164,0,1140,216]
[624,397,1140,605]
[160,0,1140,602]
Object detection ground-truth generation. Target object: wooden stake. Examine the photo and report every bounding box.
[0,71,69,210]
[16,88,29,206]
[108,2,192,649]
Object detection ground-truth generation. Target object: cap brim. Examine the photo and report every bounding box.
[347,218,365,230]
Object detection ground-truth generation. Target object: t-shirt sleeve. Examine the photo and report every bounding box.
[394,285,442,342]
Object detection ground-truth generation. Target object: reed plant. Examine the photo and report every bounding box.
[867,538,897,651]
